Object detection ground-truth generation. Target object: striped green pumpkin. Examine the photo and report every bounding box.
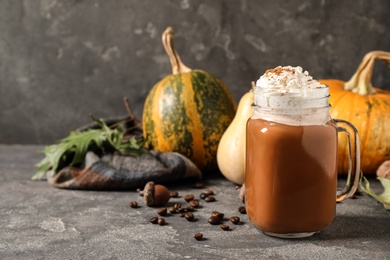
[142,27,237,172]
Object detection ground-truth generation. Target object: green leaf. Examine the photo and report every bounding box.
[360,176,390,210]
[114,136,146,156]
[33,117,146,180]
[94,115,146,156]
[33,128,106,180]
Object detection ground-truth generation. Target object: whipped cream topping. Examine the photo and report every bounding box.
[254,66,329,109]
[256,66,325,92]
[252,66,331,125]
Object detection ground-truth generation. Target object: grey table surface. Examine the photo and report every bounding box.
[1,145,389,260]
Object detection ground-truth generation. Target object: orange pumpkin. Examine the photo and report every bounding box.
[319,50,390,174]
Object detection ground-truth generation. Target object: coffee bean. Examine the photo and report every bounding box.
[203,189,214,195]
[173,203,182,209]
[189,200,200,208]
[230,216,240,224]
[194,233,203,240]
[184,213,195,221]
[150,217,158,224]
[211,211,224,220]
[170,191,179,198]
[205,196,216,202]
[186,206,195,212]
[129,201,138,208]
[184,194,195,202]
[199,193,209,200]
[157,208,167,216]
[169,207,178,214]
[208,216,221,225]
[157,218,165,225]
[177,207,186,213]
[194,182,204,189]
[238,206,247,214]
[220,224,230,231]
[179,213,186,217]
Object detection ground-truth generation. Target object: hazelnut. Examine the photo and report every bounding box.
[143,181,171,207]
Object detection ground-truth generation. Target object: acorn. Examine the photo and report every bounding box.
[143,181,171,207]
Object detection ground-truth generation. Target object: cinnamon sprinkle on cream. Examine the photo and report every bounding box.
[265,66,295,76]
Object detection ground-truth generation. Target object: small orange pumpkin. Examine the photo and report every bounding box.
[319,50,390,174]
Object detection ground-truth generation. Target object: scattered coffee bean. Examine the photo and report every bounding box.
[189,200,200,208]
[199,193,209,200]
[186,206,195,212]
[157,218,166,225]
[169,207,178,214]
[238,206,247,214]
[205,196,216,202]
[129,201,138,208]
[184,194,195,202]
[178,207,186,213]
[230,216,240,224]
[194,182,204,189]
[150,217,158,224]
[220,224,230,231]
[173,203,182,209]
[211,211,224,220]
[194,233,203,240]
[179,213,186,217]
[157,208,167,216]
[170,191,179,198]
[208,215,221,225]
[184,213,195,221]
[203,189,214,195]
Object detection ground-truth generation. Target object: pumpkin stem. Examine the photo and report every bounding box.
[162,27,192,74]
[345,50,390,95]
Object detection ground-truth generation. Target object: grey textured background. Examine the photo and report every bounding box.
[1,0,389,144]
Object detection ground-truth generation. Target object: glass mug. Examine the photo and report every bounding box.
[245,92,360,238]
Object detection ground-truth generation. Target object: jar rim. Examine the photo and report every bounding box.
[252,94,331,110]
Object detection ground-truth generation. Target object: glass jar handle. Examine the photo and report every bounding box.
[334,119,361,202]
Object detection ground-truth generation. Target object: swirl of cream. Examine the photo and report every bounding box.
[254,66,329,108]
